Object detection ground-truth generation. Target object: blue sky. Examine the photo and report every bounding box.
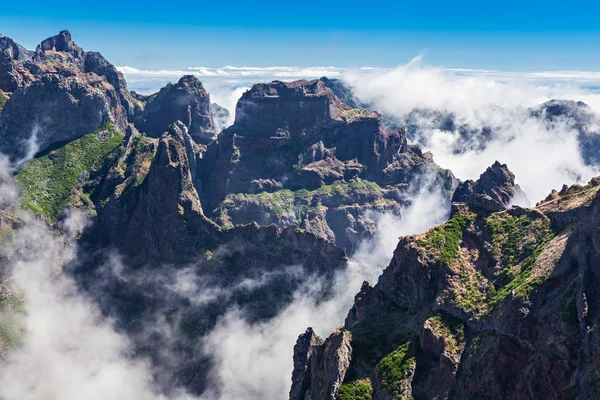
[1,0,600,70]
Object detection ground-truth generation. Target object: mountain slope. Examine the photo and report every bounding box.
[291,165,600,400]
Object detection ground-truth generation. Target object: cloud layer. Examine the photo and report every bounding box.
[198,174,449,399]
[345,55,600,201]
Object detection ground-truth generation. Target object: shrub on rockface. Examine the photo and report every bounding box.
[338,378,373,400]
[376,342,416,399]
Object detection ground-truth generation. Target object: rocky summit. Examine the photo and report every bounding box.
[134,75,215,144]
[200,79,456,253]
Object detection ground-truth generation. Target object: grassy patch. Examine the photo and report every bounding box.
[485,244,550,312]
[0,89,7,113]
[217,180,385,228]
[483,211,555,314]
[317,181,381,196]
[376,342,416,399]
[16,123,124,221]
[485,212,551,269]
[457,270,486,314]
[338,378,373,400]
[416,212,475,265]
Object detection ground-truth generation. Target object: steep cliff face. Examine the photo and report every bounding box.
[0,30,134,161]
[233,79,345,138]
[212,182,406,254]
[200,79,456,252]
[6,100,348,397]
[134,75,215,144]
[0,34,35,93]
[291,165,600,400]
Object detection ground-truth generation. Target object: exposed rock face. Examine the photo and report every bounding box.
[0,35,35,92]
[135,75,215,144]
[291,328,325,400]
[290,328,352,400]
[0,74,117,162]
[233,79,346,138]
[200,79,456,251]
[118,122,216,262]
[319,77,366,110]
[37,29,77,53]
[0,31,133,161]
[452,161,527,211]
[213,182,406,254]
[291,165,600,400]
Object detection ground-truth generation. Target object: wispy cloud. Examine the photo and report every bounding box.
[118,65,343,81]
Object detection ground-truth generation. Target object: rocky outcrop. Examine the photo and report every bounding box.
[134,75,215,144]
[0,35,35,93]
[292,165,600,400]
[200,79,457,250]
[291,328,325,400]
[290,328,352,400]
[117,122,216,262]
[452,161,527,211]
[319,77,366,110]
[0,30,134,161]
[213,182,406,254]
[0,74,120,163]
[233,79,346,138]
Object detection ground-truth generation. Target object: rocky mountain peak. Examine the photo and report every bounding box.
[37,30,78,54]
[0,31,135,161]
[452,161,527,211]
[134,75,215,144]
[0,35,32,61]
[177,74,207,95]
[233,79,348,138]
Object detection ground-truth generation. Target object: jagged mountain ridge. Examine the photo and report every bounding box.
[291,164,600,400]
[0,30,456,255]
[0,30,453,397]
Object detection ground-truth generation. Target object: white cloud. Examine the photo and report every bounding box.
[0,164,197,400]
[199,174,449,400]
[344,56,600,201]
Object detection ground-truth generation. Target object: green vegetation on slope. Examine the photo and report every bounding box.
[0,89,7,113]
[338,378,373,400]
[485,244,551,311]
[416,212,475,265]
[376,342,416,399]
[484,211,555,312]
[0,284,26,357]
[218,181,385,223]
[16,123,124,221]
[485,211,552,269]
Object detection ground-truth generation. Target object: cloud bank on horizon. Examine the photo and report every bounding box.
[119,56,600,203]
[118,63,600,95]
